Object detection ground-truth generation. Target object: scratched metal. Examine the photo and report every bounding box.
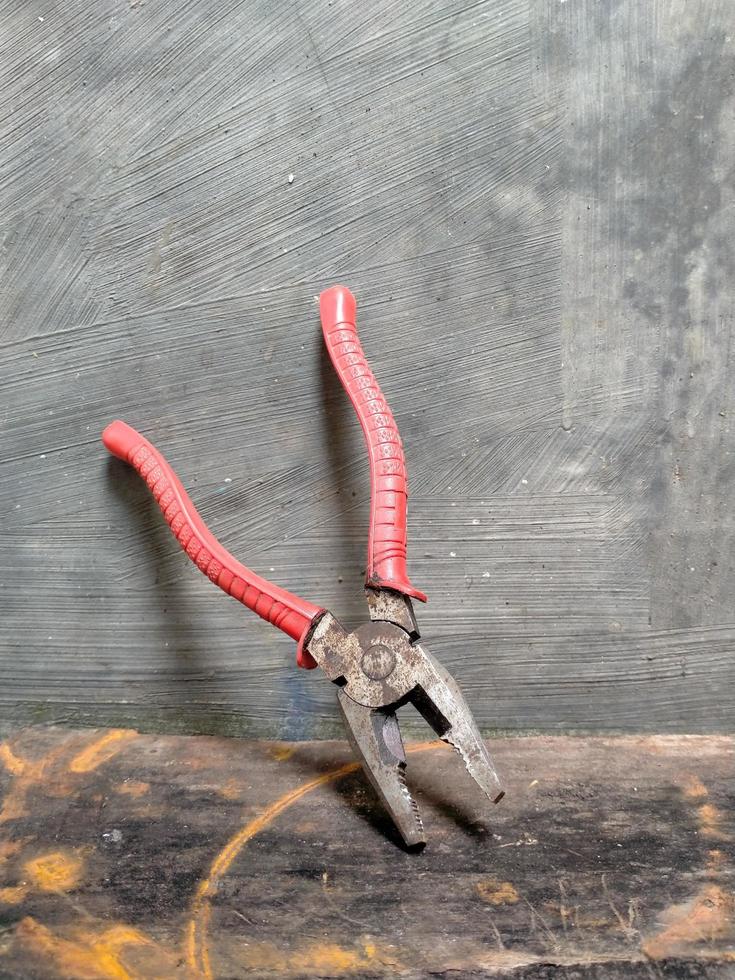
[306,606,504,844]
[1,0,734,737]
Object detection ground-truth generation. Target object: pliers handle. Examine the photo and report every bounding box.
[102,286,424,667]
[102,419,325,668]
[321,288,426,602]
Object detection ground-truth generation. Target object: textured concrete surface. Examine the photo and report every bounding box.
[1,0,734,737]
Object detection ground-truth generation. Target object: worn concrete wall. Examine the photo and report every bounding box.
[2,0,733,737]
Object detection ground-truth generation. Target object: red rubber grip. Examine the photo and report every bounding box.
[319,286,427,602]
[102,421,322,668]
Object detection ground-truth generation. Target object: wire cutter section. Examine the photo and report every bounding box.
[102,285,503,846]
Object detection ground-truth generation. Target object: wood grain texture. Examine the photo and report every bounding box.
[0,728,734,978]
[1,0,733,736]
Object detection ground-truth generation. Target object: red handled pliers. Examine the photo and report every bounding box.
[102,286,503,846]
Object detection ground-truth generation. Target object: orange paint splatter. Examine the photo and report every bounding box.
[15,917,160,980]
[476,878,520,906]
[0,730,137,825]
[218,779,242,801]
[644,768,735,961]
[0,884,29,904]
[698,803,732,841]
[707,850,726,876]
[0,741,63,822]
[680,774,709,800]
[0,744,26,777]
[643,884,735,959]
[117,780,150,798]
[24,850,84,893]
[230,939,400,975]
[68,730,138,774]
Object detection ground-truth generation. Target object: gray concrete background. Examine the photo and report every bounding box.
[2,0,733,737]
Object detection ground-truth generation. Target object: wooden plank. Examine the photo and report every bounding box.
[0,728,733,978]
[1,0,734,735]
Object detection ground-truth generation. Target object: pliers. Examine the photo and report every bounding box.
[102,285,503,847]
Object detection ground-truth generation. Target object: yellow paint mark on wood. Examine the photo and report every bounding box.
[476,878,520,906]
[68,730,138,774]
[681,774,709,799]
[218,778,242,800]
[1,731,137,824]
[185,761,364,979]
[0,793,29,823]
[0,744,26,776]
[0,742,64,822]
[15,917,155,980]
[644,777,735,959]
[707,849,726,876]
[679,775,732,842]
[24,850,84,892]
[0,884,29,904]
[289,942,367,972]
[287,939,401,973]
[643,885,735,959]
[185,740,442,980]
[269,744,296,761]
[699,803,720,827]
[232,939,400,975]
[697,803,732,841]
[117,780,150,798]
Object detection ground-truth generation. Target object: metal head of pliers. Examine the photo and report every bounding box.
[307,589,503,846]
[102,284,503,847]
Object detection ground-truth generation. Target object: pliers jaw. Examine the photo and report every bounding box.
[306,592,504,848]
[337,692,424,848]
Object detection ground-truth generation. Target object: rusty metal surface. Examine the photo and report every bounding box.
[365,588,418,638]
[310,616,423,709]
[306,597,503,844]
[0,728,733,979]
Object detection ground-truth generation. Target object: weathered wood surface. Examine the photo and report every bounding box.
[0,728,733,979]
[2,0,735,736]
